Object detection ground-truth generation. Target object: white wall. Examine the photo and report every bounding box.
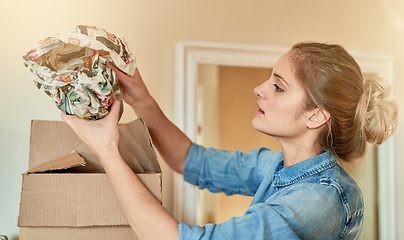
[1,0,403,238]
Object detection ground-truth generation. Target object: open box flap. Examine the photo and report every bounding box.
[119,118,161,173]
[25,151,86,174]
[28,118,160,174]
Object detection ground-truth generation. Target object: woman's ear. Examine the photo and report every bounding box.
[307,109,330,129]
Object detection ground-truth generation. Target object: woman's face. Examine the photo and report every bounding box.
[252,52,310,139]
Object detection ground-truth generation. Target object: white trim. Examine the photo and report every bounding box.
[377,137,397,240]
[173,40,396,238]
[353,52,397,240]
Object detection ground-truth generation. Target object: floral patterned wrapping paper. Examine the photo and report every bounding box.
[23,25,136,120]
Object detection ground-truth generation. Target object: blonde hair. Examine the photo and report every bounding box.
[289,42,398,162]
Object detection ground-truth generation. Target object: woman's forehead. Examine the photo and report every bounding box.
[273,52,295,80]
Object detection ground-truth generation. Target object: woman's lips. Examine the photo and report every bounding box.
[256,103,265,114]
[255,109,264,115]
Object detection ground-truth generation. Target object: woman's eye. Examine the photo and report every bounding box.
[273,83,284,92]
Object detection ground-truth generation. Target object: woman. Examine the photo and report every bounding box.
[62,42,398,239]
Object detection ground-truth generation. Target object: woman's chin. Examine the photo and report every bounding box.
[251,118,262,132]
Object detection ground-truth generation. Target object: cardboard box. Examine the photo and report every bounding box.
[18,119,162,239]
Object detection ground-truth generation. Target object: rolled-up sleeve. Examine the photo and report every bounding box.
[183,144,281,196]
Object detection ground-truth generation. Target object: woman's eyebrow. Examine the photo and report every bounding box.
[274,72,289,86]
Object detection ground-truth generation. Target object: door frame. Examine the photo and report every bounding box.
[173,40,397,239]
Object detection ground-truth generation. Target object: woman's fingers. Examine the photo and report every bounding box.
[106,62,120,73]
[106,95,121,121]
[107,62,132,78]
[60,96,120,135]
[61,111,79,132]
[106,62,151,109]
[60,98,121,156]
[107,63,136,91]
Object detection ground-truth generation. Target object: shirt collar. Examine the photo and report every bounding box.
[273,151,336,187]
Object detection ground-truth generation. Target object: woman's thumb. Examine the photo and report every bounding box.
[108,94,122,120]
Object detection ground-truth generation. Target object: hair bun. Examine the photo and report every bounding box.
[361,77,398,144]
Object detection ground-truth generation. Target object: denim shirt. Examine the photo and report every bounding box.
[178,144,364,240]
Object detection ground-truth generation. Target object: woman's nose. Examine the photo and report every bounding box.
[254,81,268,99]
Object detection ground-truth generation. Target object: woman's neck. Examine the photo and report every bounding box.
[278,137,321,168]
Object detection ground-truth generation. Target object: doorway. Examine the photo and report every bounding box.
[195,65,281,224]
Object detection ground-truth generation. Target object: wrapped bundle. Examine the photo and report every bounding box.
[23,25,136,120]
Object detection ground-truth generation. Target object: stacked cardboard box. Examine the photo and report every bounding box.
[18,119,162,240]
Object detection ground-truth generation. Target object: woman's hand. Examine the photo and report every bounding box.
[61,97,121,159]
[107,63,151,108]
[108,63,192,174]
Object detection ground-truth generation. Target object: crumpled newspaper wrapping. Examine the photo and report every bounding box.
[23,25,136,120]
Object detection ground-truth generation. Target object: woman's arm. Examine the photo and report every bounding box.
[61,100,179,240]
[110,64,191,174]
[99,147,179,240]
